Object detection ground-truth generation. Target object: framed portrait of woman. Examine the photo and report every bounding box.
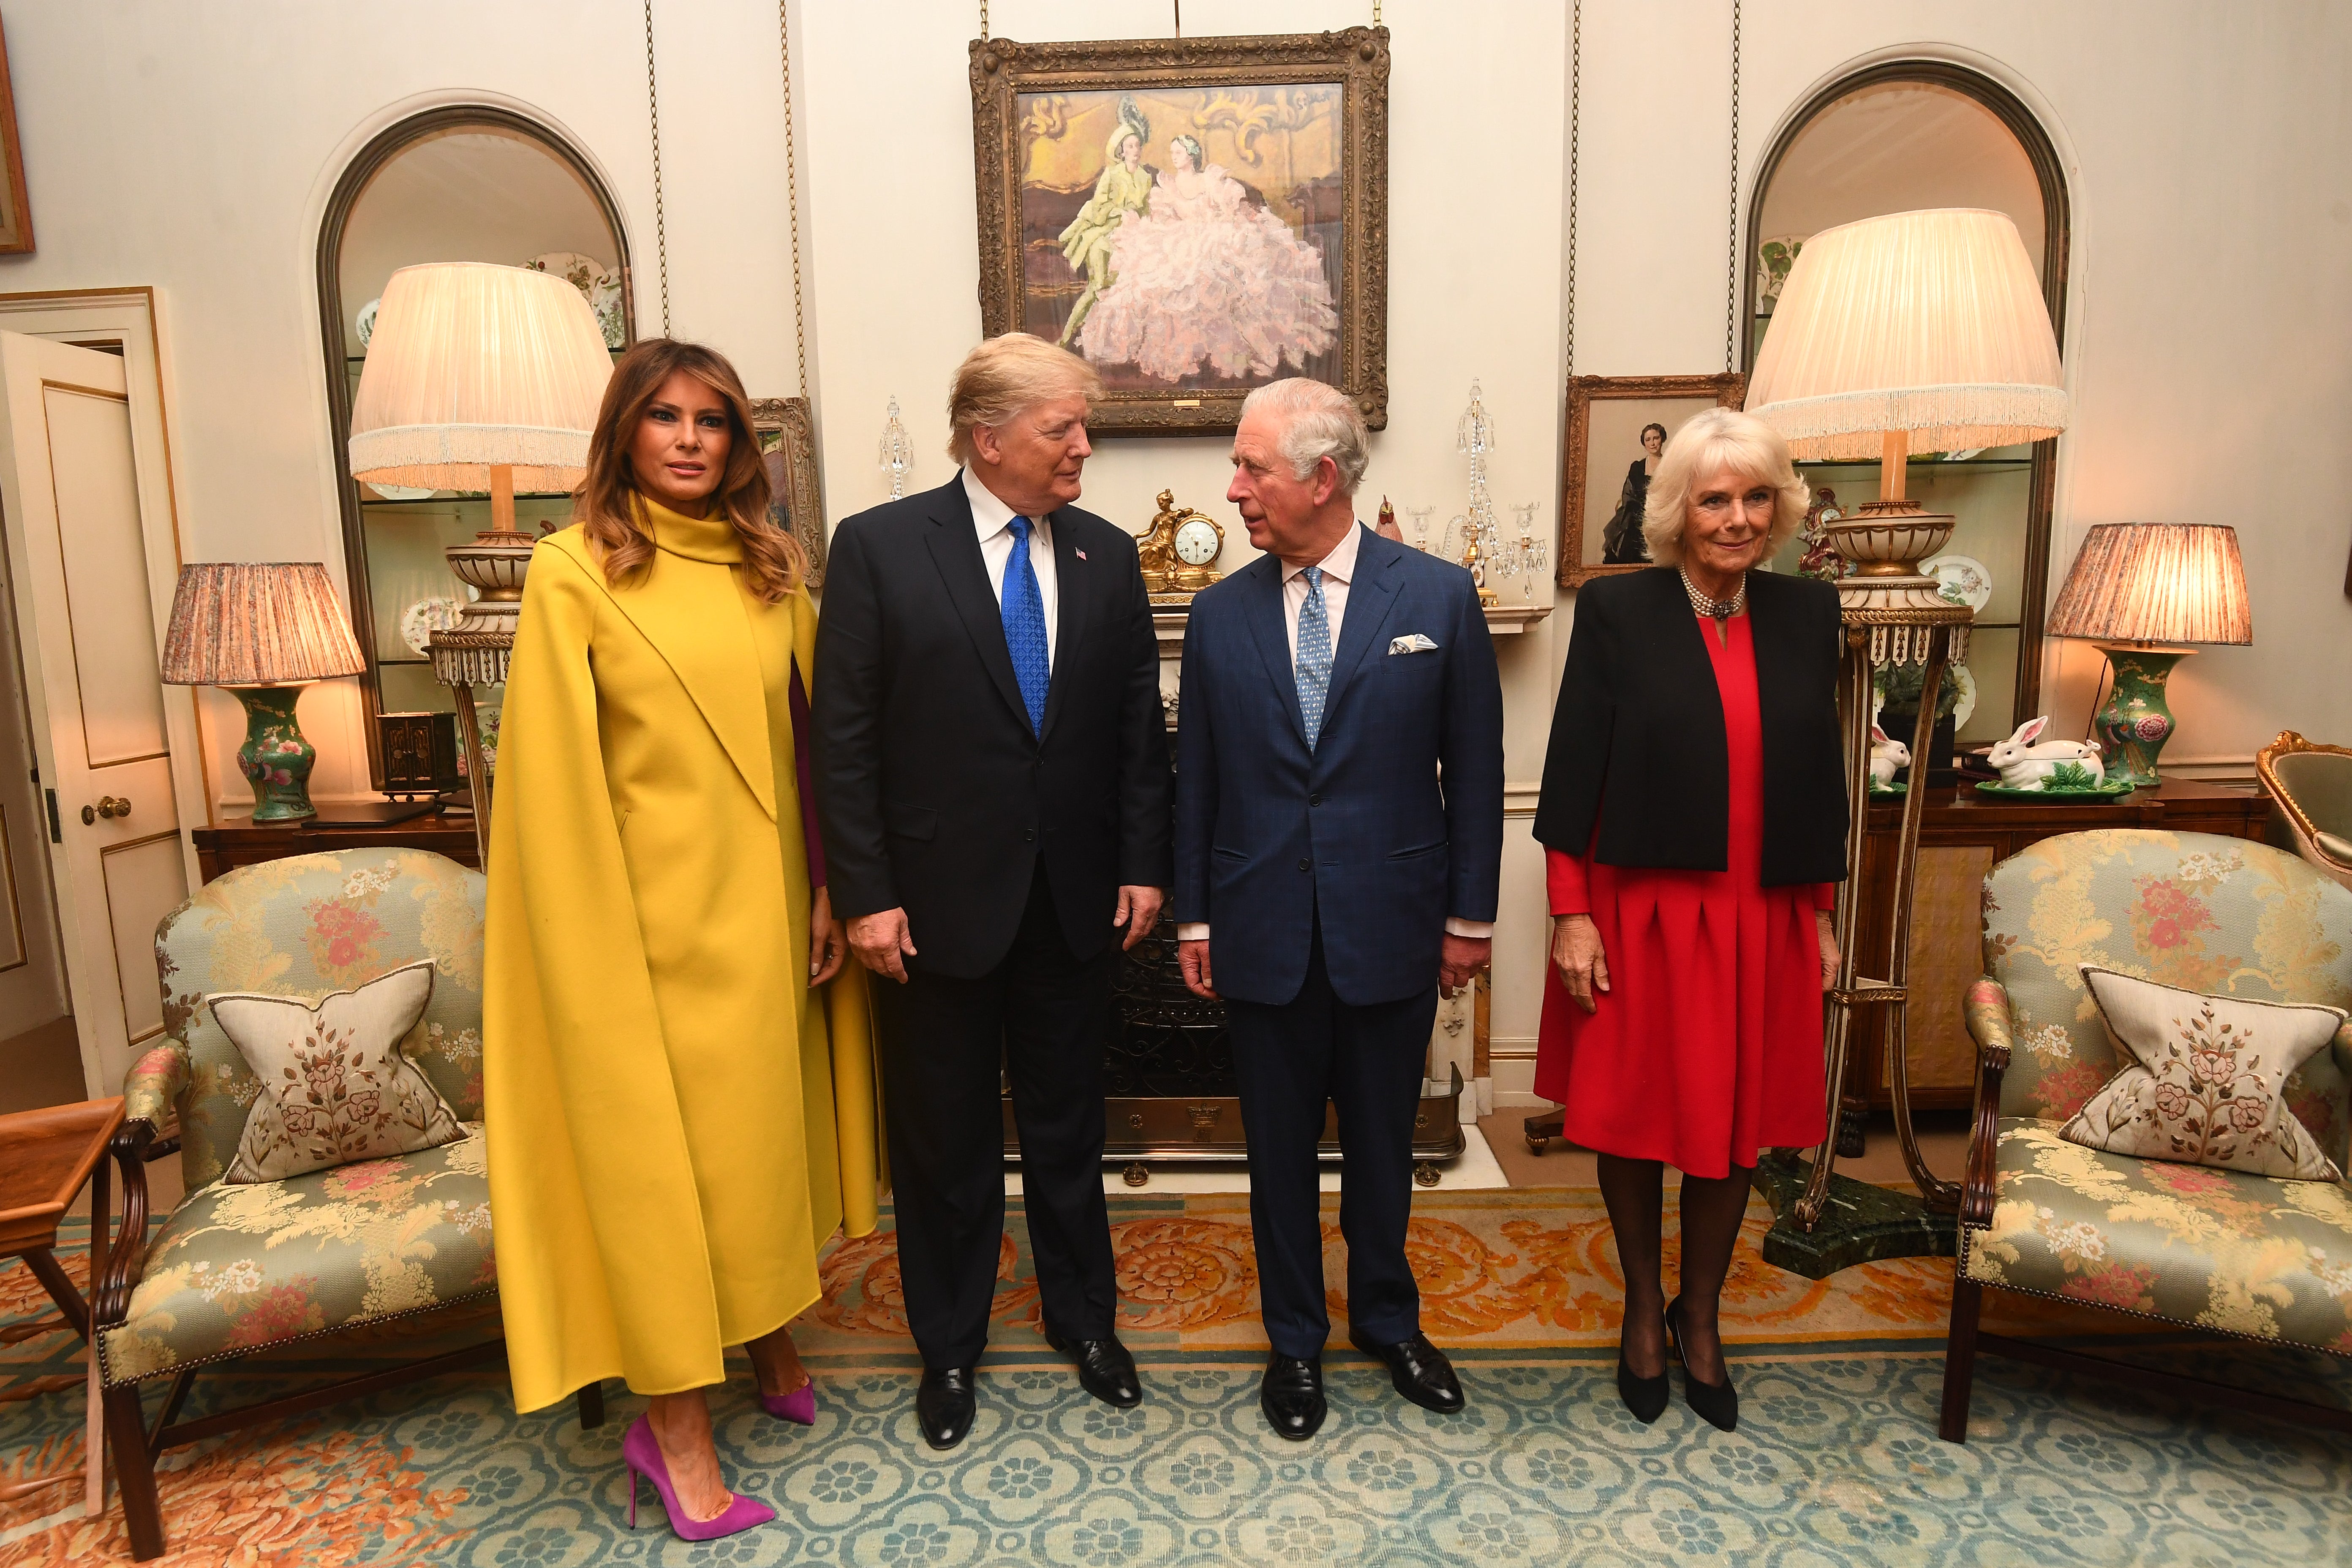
[750,396,828,588]
[969,28,1390,434]
[1558,374,1748,587]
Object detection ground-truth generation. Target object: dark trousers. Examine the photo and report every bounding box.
[1224,918,1439,1360]
[873,864,1116,1369]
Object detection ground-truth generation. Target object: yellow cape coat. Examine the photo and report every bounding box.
[485,502,880,1412]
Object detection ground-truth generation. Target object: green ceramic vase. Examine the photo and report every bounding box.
[2092,643,2190,788]
[231,685,320,821]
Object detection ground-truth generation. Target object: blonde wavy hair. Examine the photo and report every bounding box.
[946,333,1101,466]
[1641,406,1810,566]
[574,339,806,603]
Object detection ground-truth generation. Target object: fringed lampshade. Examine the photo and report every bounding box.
[2047,522,2253,786]
[1746,208,2067,462]
[349,260,615,642]
[348,261,612,495]
[160,563,367,822]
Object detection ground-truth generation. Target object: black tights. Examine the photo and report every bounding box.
[1596,1153,1753,1383]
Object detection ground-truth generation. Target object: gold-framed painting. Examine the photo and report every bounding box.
[750,396,827,588]
[1558,374,1748,586]
[0,18,32,255]
[969,28,1390,434]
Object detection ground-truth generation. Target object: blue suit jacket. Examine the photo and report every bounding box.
[1173,525,1505,1007]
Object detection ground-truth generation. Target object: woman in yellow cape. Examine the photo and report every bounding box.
[485,338,881,1541]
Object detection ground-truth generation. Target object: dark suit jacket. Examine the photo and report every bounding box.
[1173,526,1504,1007]
[1531,566,1846,885]
[812,474,1172,977]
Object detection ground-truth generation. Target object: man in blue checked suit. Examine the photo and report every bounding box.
[1174,378,1504,1440]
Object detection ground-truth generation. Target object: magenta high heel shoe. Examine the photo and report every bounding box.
[760,1377,817,1426]
[621,1415,776,1541]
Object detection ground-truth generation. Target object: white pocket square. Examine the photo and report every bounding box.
[1388,634,1438,655]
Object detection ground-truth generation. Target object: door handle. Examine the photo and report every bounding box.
[80,796,131,825]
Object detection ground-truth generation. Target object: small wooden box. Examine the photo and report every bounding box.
[378,711,461,799]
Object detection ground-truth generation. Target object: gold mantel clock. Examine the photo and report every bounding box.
[1136,489,1225,598]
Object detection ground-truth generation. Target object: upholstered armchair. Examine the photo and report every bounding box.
[1941,828,2352,1442]
[95,849,601,1560]
[2257,729,2352,891]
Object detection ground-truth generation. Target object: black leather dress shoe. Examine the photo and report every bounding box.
[916,1365,977,1451]
[1260,1353,1326,1441]
[1043,1323,1142,1409]
[1348,1330,1466,1414]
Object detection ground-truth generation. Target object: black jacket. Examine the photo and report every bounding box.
[1532,566,1847,886]
[811,476,1173,977]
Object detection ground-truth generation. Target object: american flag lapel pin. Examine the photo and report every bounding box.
[1076,548,1088,561]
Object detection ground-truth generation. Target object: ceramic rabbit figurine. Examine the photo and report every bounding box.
[1985,716,2104,790]
[1868,724,1911,789]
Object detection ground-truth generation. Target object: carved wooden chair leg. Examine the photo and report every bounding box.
[575,1380,605,1429]
[1938,1276,1984,1443]
[103,1381,165,1561]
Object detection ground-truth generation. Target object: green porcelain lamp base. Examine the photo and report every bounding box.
[230,684,321,821]
[2091,642,2192,787]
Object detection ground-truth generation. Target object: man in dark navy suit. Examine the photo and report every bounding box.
[1173,378,1504,1440]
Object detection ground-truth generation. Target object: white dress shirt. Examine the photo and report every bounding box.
[964,466,1058,670]
[1180,520,1492,943]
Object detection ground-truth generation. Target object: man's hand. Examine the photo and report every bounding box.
[1439,934,1490,999]
[1178,938,1217,1000]
[848,908,918,984]
[1113,885,1166,951]
[1550,914,1608,1014]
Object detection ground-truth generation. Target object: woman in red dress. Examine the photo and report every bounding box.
[1532,407,1846,1432]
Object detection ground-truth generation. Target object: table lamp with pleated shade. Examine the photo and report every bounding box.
[348,261,613,636]
[1747,207,2067,581]
[2046,522,2252,785]
[160,563,367,821]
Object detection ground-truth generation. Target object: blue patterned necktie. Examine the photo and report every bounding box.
[1295,565,1332,749]
[1002,516,1050,735]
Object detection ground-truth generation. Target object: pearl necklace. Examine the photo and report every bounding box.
[1679,566,1747,623]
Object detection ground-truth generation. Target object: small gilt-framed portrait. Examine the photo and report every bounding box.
[749,397,827,588]
[969,28,1391,434]
[1558,374,1748,587]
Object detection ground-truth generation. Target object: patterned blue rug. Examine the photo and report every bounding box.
[3,1196,2348,1565]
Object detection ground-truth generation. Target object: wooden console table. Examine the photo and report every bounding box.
[190,804,479,883]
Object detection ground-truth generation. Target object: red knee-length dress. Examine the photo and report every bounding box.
[1531,610,1834,1178]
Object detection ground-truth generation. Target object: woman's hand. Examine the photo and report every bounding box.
[810,887,848,985]
[1550,914,1609,1014]
[1816,909,1840,990]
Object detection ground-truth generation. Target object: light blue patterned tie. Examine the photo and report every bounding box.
[1295,565,1332,750]
[1002,516,1050,735]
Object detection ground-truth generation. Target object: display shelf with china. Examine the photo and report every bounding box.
[316,107,634,792]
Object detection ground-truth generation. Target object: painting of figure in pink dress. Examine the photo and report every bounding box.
[1075,135,1338,385]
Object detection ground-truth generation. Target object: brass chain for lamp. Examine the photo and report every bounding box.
[644,0,672,335]
[1725,0,1741,373]
[778,0,807,396]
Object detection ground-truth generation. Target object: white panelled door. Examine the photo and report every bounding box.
[0,332,189,1096]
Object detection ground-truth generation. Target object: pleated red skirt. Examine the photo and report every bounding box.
[1531,612,1833,1179]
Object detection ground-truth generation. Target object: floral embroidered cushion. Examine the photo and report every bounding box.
[212,961,466,1184]
[2060,965,2345,1182]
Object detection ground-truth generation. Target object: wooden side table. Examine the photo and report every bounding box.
[189,804,480,882]
[0,1097,125,1516]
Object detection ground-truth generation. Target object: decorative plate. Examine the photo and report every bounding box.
[356,297,380,348]
[1867,781,1908,797]
[1922,553,1994,613]
[1951,663,1978,729]
[1973,777,2136,801]
[523,252,622,346]
[365,481,436,503]
[399,596,468,657]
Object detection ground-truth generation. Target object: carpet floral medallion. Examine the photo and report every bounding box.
[2,1191,2347,1565]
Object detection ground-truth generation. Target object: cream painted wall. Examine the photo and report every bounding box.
[1,2,2344,1100]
